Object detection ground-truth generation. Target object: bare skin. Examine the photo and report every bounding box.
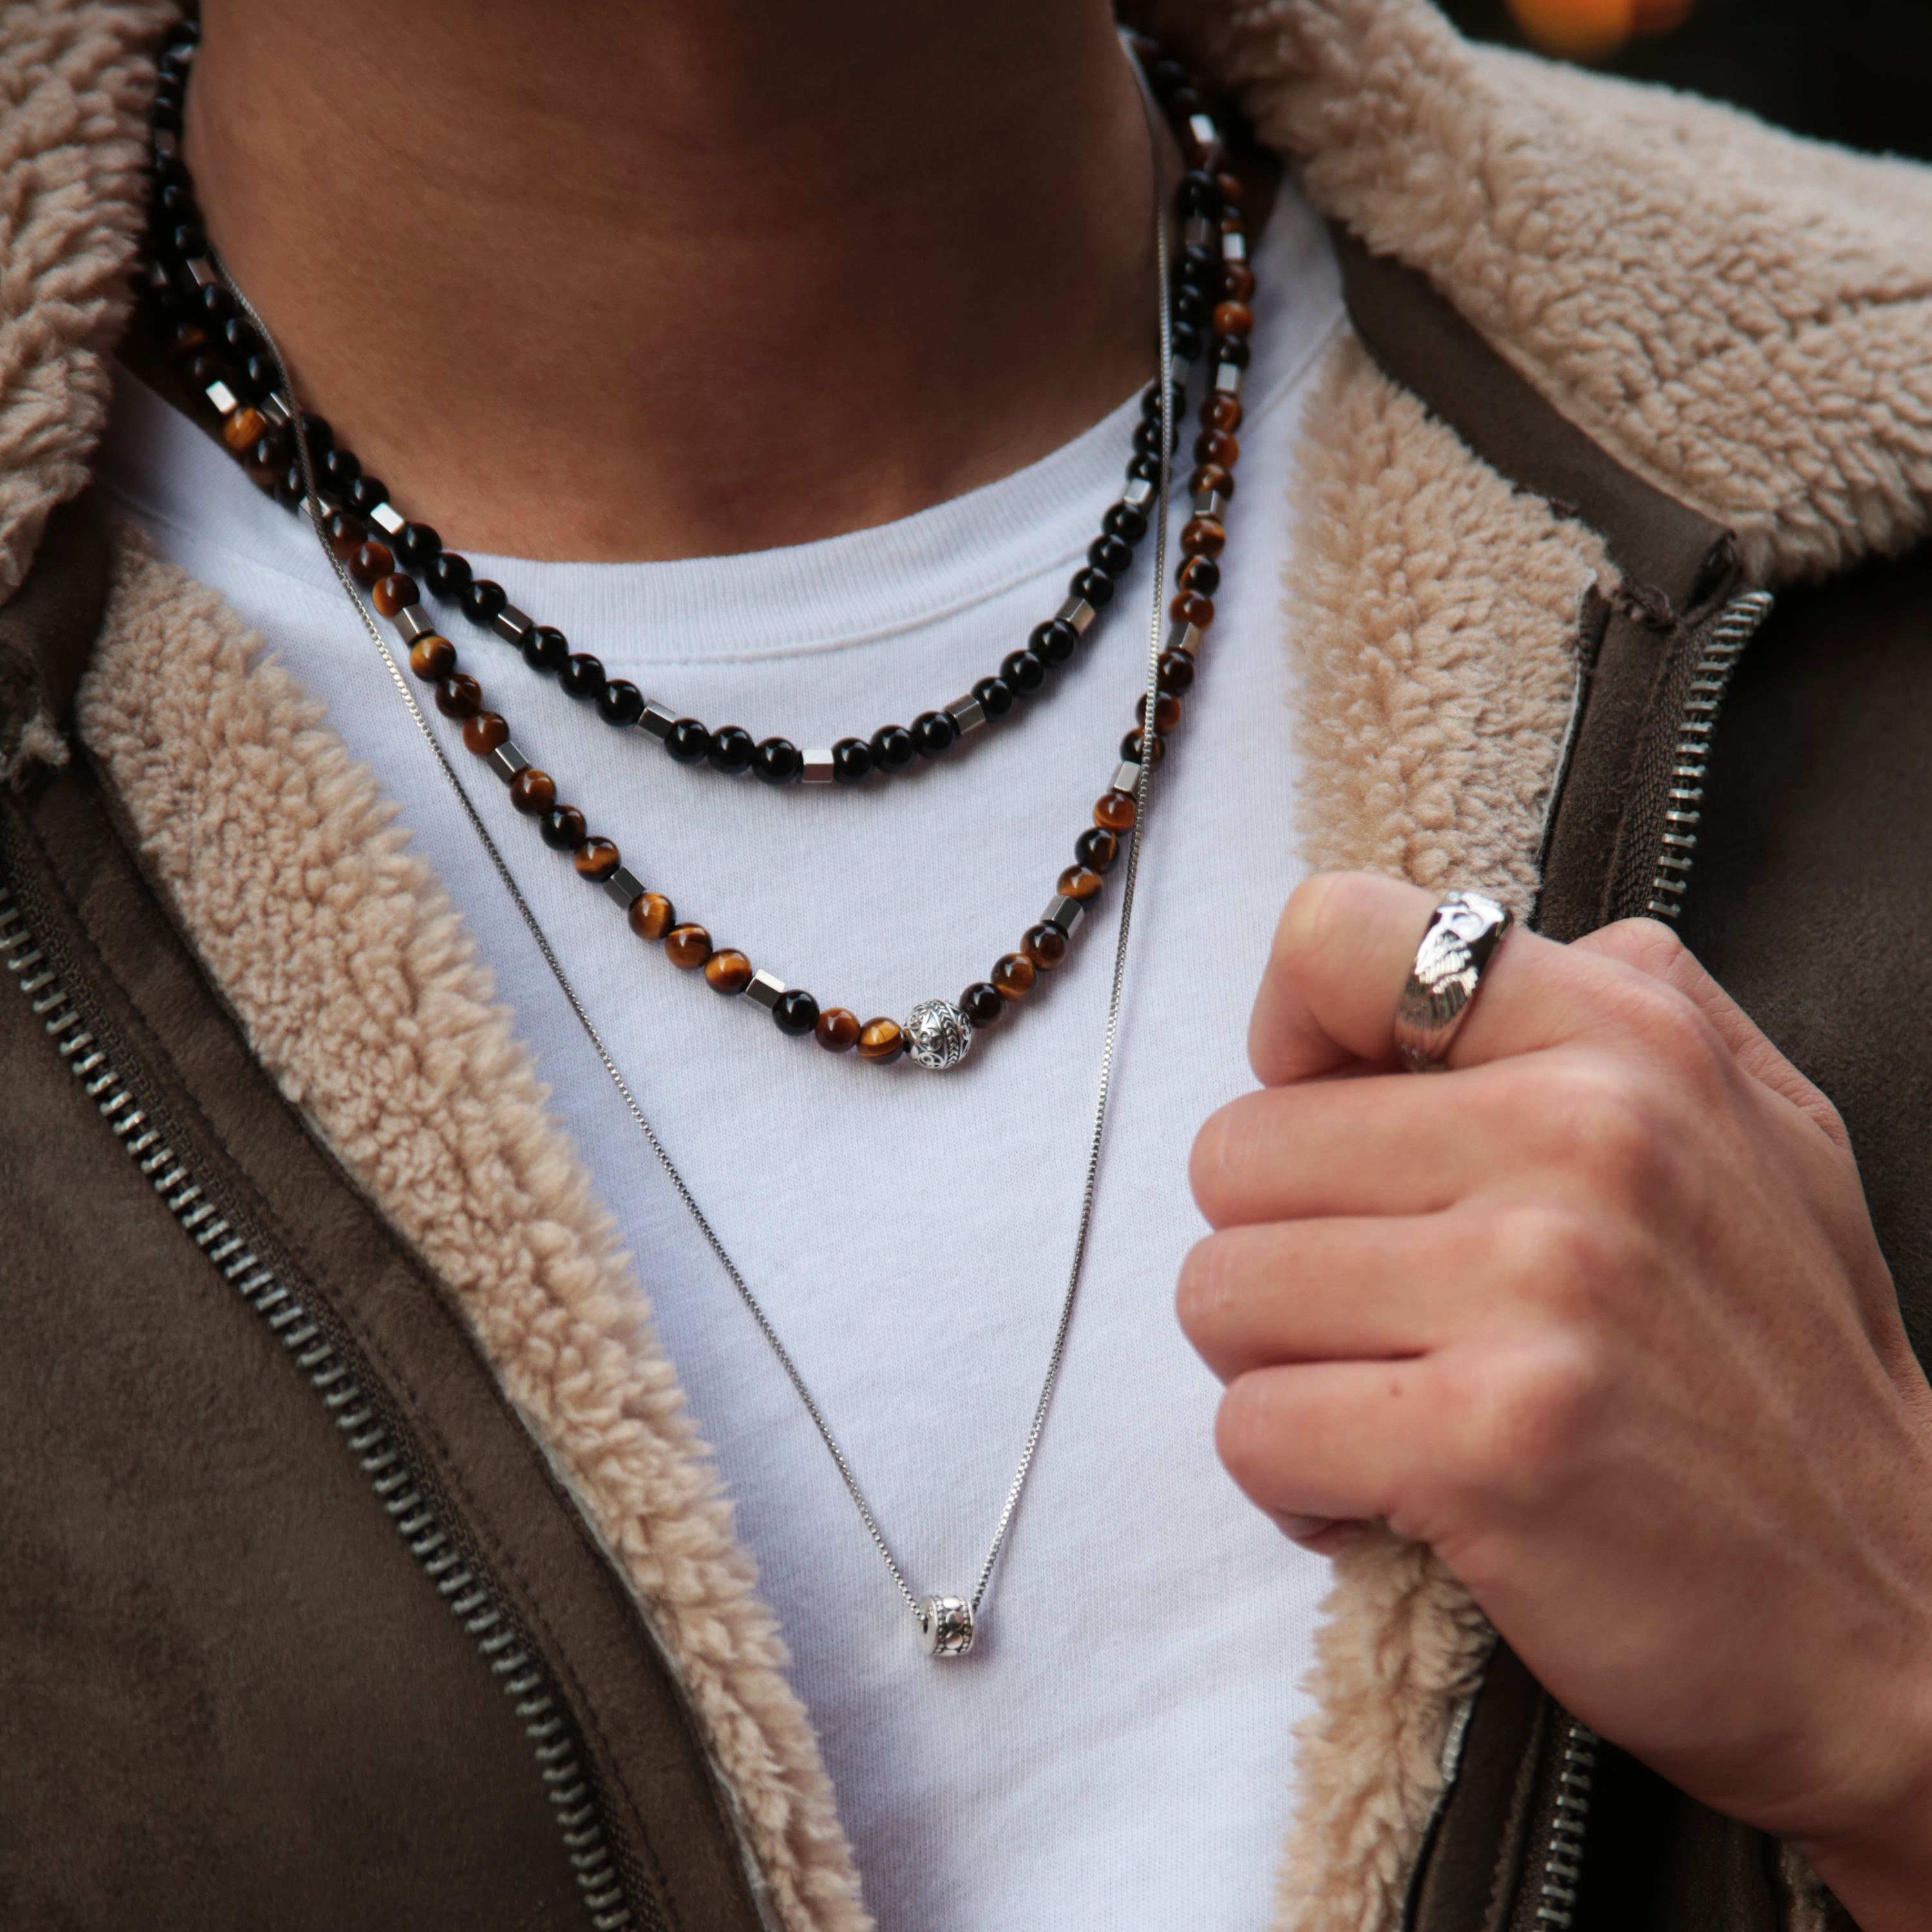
[184,0,1159,560]
[1183,873,1932,1929]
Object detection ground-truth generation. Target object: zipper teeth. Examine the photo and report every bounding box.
[0,883,639,1932]
[1533,1716,1599,1929]
[1646,589,1776,920]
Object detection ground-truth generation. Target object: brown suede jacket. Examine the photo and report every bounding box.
[3,2,1929,1928]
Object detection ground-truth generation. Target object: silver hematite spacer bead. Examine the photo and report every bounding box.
[917,1595,975,1658]
[902,998,972,1070]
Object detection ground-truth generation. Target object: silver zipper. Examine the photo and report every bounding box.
[1,878,646,1932]
[1647,590,1776,920]
[1533,1715,1599,1929]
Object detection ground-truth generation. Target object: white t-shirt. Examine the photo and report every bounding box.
[99,183,1348,1931]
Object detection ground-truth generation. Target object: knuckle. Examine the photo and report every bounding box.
[1530,1057,1679,1198]
[1439,1339,1602,1505]
[1488,1200,1613,1311]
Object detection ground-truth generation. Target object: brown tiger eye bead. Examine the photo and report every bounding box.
[1202,392,1244,433]
[704,948,752,995]
[323,509,366,560]
[1214,171,1244,206]
[1171,589,1215,630]
[815,1006,861,1052]
[1193,430,1239,471]
[991,952,1036,1001]
[463,710,508,754]
[1223,261,1256,302]
[542,804,587,851]
[408,632,456,681]
[1181,516,1226,560]
[1189,464,1235,501]
[372,571,419,617]
[1122,726,1166,766]
[1023,923,1068,970]
[574,837,621,881]
[1094,790,1137,832]
[349,540,395,587]
[1075,826,1118,873]
[508,767,556,815]
[665,923,713,969]
[1178,554,1220,594]
[435,672,482,719]
[1157,649,1196,696]
[629,892,676,942]
[220,405,266,453]
[858,1018,905,1063]
[1212,300,1255,340]
[1145,690,1182,734]
[1058,865,1105,902]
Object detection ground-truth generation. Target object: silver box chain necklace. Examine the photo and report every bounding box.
[218,99,1179,1661]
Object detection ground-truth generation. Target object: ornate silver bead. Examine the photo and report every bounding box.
[916,1595,975,1658]
[902,998,972,1071]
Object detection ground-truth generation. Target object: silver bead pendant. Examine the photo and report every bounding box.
[902,998,972,1070]
[917,1595,976,1657]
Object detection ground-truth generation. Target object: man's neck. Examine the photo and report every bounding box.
[184,0,1161,562]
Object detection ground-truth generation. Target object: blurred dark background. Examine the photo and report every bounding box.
[1439,0,1932,161]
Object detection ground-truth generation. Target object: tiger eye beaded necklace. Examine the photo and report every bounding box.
[140,11,1251,1655]
[137,46,1256,1075]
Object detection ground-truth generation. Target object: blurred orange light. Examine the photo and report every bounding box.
[1506,0,1693,58]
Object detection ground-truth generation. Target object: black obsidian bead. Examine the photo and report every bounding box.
[911,710,957,757]
[665,718,711,764]
[245,429,288,474]
[869,724,915,773]
[540,804,586,851]
[1001,649,1045,694]
[708,725,754,774]
[1139,381,1184,421]
[275,463,305,509]
[1213,334,1253,370]
[297,412,333,455]
[1177,169,1221,217]
[1089,533,1134,577]
[597,678,644,726]
[753,736,802,785]
[242,354,279,399]
[395,522,441,568]
[319,446,360,493]
[220,317,263,360]
[972,675,1014,719]
[773,989,820,1036]
[1150,57,1188,99]
[1172,285,1210,331]
[560,652,607,701]
[150,89,183,131]
[197,281,237,323]
[155,183,195,225]
[522,625,571,673]
[960,981,1003,1028]
[1177,244,1221,291]
[1069,567,1115,607]
[186,353,234,398]
[462,578,508,624]
[426,549,473,597]
[1104,502,1149,544]
[1030,619,1077,666]
[831,736,874,785]
[1126,454,1162,486]
[1132,417,1182,458]
[346,475,390,516]
[1171,322,1204,364]
[1075,826,1119,873]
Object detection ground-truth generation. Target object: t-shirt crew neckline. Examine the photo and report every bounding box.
[104,183,1340,674]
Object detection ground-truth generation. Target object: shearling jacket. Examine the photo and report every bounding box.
[3,2,1929,1929]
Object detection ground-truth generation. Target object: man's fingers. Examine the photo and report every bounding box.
[1247,873,1733,1097]
[1179,1212,1485,1382]
[1215,1358,1434,1529]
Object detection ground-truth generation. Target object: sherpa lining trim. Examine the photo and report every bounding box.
[77,526,873,1932]
[0,0,162,602]
[1142,0,1932,585]
[1266,337,1609,1931]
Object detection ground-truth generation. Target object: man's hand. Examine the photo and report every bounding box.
[1180,871,1932,1926]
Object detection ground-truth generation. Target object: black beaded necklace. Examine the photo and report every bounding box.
[137,21,1256,1072]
